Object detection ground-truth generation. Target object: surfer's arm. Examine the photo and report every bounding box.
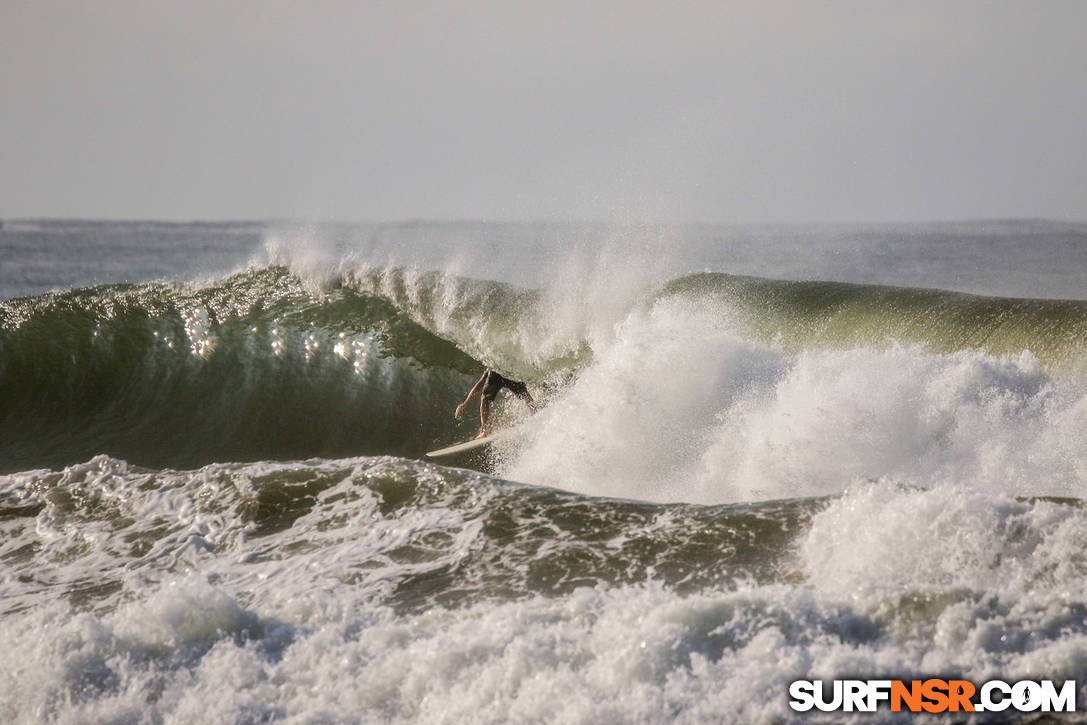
[454,373,487,418]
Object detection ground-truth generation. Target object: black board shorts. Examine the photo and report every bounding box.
[481,369,530,402]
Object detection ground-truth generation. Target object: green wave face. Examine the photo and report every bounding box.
[658,273,1087,377]
[0,267,482,473]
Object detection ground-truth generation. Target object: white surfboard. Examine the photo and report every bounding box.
[425,432,506,459]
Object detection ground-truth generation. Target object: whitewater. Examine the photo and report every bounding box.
[2,219,1087,723]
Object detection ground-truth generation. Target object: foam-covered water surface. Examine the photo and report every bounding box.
[6,457,1087,722]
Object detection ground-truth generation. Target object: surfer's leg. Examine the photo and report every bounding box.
[477,396,491,438]
[474,371,501,438]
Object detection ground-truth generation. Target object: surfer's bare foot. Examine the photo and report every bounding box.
[473,431,487,440]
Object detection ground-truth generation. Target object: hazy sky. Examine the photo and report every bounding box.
[2,1,1085,223]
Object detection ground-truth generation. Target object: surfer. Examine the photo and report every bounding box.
[455,369,536,439]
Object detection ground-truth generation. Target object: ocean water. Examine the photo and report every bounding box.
[1,218,1086,723]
